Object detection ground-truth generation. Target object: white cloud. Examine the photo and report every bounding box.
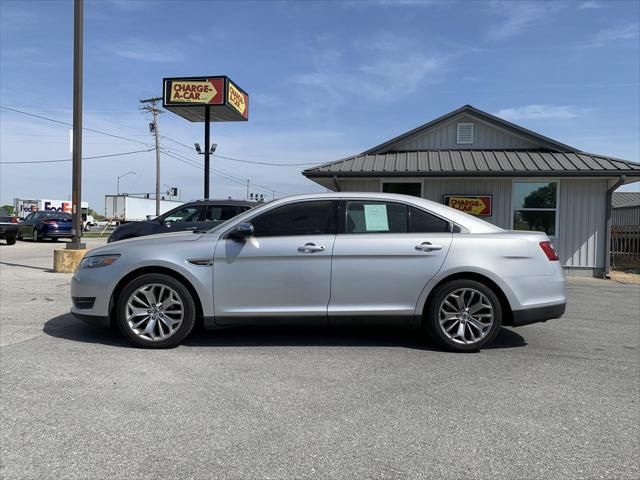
[590,22,639,47]
[486,1,565,41]
[102,38,184,62]
[495,105,582,121]
[577,0,606,9]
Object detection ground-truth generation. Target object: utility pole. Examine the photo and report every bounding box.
[140,97,163,216]
[67,0,84,250]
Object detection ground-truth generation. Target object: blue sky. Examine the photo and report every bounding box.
[1,0,639,212]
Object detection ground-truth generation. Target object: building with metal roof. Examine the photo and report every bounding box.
[303,105,640,277]
[612,192,640,227]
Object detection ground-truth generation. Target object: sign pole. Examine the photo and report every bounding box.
[67,0,84,250]
[204,105,211,199]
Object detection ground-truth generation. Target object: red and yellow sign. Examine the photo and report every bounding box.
[168,78,224,104]
[444,195,492,216]
[227,80,248,118]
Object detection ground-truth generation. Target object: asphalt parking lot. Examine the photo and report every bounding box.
[1,239,639,479]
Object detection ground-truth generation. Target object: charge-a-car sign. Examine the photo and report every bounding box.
[443,195,492,216]
[168,78,224,104]
[227,80,248,118]
[163,76,249,122]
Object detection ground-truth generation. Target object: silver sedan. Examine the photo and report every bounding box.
[71,192,566,351]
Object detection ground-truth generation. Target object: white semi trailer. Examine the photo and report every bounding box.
[105,195,183,222]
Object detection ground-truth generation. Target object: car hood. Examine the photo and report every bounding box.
[90,231,215,256]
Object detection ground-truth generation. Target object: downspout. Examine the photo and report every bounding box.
[332,175,341,192]
[604,175,626,278]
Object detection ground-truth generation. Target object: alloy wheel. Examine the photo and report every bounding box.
[438,288,494,345]
[125,283,184,341]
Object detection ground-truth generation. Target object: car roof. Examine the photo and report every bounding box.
[185,199,257,207]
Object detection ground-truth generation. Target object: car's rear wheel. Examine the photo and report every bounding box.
[116,273,196,348]
[425,279,502,352]
[5,236,17,245]
[32,228,40,242]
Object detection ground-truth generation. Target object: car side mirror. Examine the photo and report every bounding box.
[228,222,254,240]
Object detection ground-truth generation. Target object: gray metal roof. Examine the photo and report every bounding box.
[303,150,640,178]
[612,192,640,209]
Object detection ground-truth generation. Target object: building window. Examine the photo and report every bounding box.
[382,182,422,197]
[512,181,557,236]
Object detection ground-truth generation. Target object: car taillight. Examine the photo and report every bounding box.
[11,217,18,224]
[539,241,559,261]
[43,219,58,224]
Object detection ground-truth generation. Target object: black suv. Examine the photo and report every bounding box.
[107,200,255,243]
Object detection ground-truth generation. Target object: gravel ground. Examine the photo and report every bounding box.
[1,239,639,479]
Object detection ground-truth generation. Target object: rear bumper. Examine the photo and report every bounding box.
[0,224,18,237]
[71,311,110,328]
[44,229,72,237]
[512,302,566,327]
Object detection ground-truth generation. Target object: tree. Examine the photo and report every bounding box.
[520,184,556,235]
[1,204,15,215]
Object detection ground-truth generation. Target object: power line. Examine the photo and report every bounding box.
[160,134,317,166]
[162,148,286,195]
[0,105,152,147]
[0,148,155,164]
[160,148,286,196]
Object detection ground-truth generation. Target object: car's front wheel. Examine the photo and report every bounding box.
[116,273,196,348]
[425,279,502,352]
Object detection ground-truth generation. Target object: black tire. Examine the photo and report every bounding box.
[5,236,17,245]
[424,279,502,352]
[115,273,196,348]
[32,228,41,242]
[51,237,59,242]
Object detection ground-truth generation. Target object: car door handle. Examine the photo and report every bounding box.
[415,242,442,252]
[185,226,198,230]
[298,243,326,253]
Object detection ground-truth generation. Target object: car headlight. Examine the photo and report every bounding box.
[79,254,120,269]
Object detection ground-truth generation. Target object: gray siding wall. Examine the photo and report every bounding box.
[391,114,540,151]
[558,179,608,269]
[340,177,610,273]
[612,206,640,226]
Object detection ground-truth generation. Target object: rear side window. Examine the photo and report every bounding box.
[251,201,338,237]
[346,201,450,234]
[206,205,243,221]
[409,207,450,233]
[346,201,407,233]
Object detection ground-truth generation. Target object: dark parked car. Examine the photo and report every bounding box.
[107,200,255,243]
[0,207,19,245]
[17,210,73,241]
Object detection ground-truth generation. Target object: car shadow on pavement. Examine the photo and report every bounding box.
[43,313,527,351]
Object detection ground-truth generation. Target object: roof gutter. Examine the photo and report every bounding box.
[604,175,626,278]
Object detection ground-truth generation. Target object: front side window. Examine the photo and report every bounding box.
[163,206,202,223]
[251,201,338,237]
[512,181,557,236]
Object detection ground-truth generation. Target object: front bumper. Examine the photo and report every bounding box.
[512,301,566,327]
[71,311,110,328]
